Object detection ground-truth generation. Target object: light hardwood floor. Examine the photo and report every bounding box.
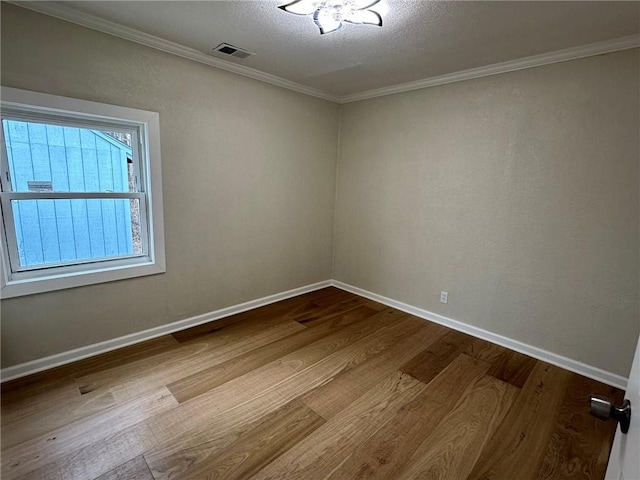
[1,287,623,479]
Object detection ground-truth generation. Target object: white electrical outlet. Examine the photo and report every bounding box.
[440,291,448,304]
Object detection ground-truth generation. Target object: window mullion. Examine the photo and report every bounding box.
[1,192,145,200]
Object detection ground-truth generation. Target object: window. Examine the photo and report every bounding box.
[0,87,165,298]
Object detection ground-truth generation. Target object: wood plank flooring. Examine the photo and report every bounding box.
[1,287,624,480]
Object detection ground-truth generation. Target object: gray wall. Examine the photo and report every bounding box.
[334,49,639,377]
[0,5,339,367]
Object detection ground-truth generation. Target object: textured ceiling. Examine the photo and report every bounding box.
[23,1,640,97]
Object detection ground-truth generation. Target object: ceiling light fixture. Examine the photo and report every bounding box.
[278,0,383,35]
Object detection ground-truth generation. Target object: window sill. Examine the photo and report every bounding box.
[1,260,165,299]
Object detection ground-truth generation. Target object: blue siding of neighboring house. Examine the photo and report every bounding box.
[3,120,134,267]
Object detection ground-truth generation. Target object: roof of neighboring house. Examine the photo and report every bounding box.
[93,131,133,156]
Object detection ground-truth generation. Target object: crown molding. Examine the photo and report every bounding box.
[8,1,341,103]
[8,2,639,105]
[339,34,640,103]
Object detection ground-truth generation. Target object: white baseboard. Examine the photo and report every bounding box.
[2,278,628,390]
[331,280,628,390]
[0,280,332,383]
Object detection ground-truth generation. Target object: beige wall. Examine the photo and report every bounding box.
[334,49,640,377]
[2,5,638,379]
[0,5,339,367]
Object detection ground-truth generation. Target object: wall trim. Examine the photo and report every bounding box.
[330,280,629,390]
[9,1,340,104]
[0,280,332,383]
[9,2,640,105]
[339,35,640,103]
[1,278,629,389]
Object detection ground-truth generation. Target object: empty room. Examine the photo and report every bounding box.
[1,1,639,479]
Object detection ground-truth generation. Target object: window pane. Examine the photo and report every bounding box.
[11,198,142,269]
[2,119,135,193]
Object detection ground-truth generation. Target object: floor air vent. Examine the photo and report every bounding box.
[212,43,254,59]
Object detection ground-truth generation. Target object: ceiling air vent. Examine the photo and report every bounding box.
[212,43,255,60]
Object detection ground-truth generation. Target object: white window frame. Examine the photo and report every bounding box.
[0,87,165,298]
